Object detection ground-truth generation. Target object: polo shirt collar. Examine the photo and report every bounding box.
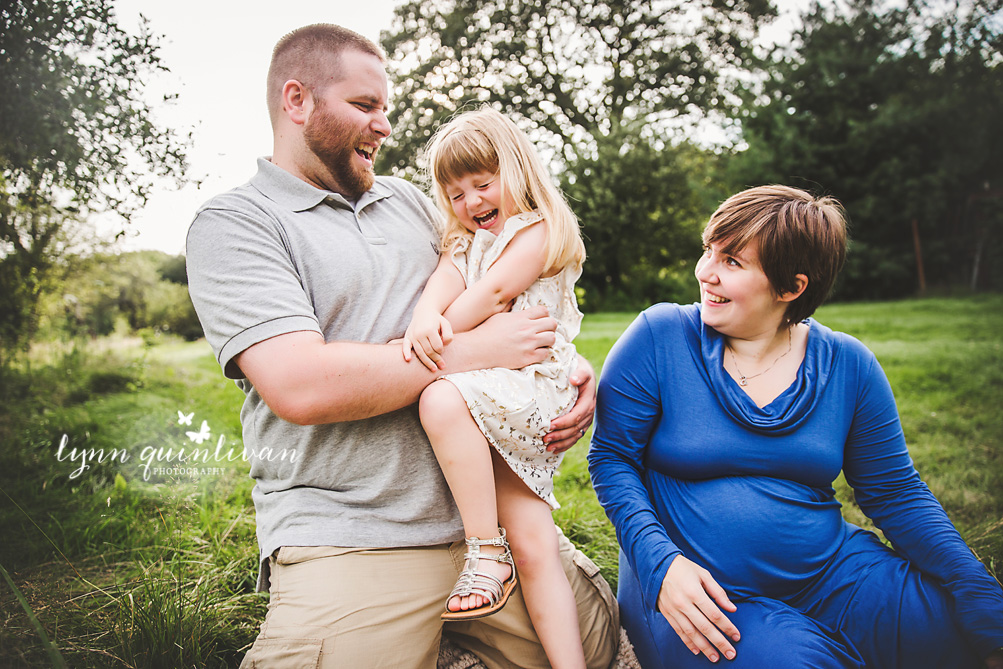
[251,157,393,213]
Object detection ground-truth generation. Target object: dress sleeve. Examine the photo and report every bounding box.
[447,235,471,281]
[588,311,683,612]
[843,349,1003,657]
[483,211,544,266]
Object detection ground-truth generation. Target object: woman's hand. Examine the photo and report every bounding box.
[658,555,741,663]
[985,648,1003,669]
[545,356,595,453]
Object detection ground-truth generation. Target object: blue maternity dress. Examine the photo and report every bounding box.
[588,303,1003,668]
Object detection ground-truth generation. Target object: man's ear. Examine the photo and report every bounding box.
[779,274,809,303]
[281,80,311,126]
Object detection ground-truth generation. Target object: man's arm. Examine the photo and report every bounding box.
[236,306,558,425]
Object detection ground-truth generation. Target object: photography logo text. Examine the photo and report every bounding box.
[54,409,297,480]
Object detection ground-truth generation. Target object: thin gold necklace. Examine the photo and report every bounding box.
[727,328,793,387]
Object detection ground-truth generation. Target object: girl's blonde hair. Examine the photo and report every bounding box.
[425,107,585,274]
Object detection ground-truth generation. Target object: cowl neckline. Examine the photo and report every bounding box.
[682,305,840,435]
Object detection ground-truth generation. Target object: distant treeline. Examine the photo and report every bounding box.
[39,250,203,344]
[2,0,1000,364]
[378,0,1003,311]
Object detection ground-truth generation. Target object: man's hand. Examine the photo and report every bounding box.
[545,356,596,453]
[461,306,557,371]
[658,555,741,663]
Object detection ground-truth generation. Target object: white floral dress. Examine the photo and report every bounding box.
[443,211,583,509]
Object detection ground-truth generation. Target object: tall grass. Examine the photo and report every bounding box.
[1,296,1000,666]
[0,338,262,667]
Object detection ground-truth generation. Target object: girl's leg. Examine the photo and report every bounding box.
[419,380,512,612]
[493,449,586,669]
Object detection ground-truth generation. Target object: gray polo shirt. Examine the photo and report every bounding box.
[186,158,463,590]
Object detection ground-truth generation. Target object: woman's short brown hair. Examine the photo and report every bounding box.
[703,185,848,324]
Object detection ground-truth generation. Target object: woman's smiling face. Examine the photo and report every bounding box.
[694,240,790,338]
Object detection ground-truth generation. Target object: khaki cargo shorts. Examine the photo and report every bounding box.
[239,527,619,669]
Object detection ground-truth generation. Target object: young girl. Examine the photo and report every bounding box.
[402,107,587,668]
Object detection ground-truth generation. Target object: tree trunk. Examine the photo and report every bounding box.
[970,227,985,292]
[911,219,927,295]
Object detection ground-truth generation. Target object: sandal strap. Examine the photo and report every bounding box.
[447,570,505,605]
[446,528,515,610]
[463,548,514,567]
[464,527,509,549]
[462,529,514,569]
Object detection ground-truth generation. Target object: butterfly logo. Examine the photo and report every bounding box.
[177,411,194,426]
[186,420,211,444]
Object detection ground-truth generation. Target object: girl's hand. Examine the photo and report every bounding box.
[985,649,1003,669]
[403,313,454,372]
[658,555,741,663]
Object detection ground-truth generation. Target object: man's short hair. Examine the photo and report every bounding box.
[703,185,848,324]
[266,24,385,126]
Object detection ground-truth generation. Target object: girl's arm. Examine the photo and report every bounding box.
[403,253,466,371]
[442,221,548,333]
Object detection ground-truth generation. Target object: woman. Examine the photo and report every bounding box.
[588,185,1003,668]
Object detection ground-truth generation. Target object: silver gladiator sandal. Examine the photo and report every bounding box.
[441,528,518,621]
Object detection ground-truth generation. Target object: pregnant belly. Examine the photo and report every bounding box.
[648,472,847,599]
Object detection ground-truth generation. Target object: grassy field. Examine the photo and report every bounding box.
[1,295,1001,667]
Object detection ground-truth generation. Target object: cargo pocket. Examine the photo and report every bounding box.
[241,637,323,669]
[572,549,601,578]
[567,546,621,668]
[572,549,618,625]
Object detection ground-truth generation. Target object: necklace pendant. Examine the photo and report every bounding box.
[739,376,748,387]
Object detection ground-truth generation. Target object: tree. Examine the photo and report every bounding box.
[379,0,775,308]
[52,251,203,341]
[378,0,776,179]
[561,127,711,309]
[735,0,1003,298]
[0,0,188,362]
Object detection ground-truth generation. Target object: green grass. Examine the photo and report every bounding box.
[0,339,262,668]
[813,296,1003,571]
[1,295,1001,666]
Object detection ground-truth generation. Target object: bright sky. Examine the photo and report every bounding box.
[111,0,806,256]
[111,0,404,255]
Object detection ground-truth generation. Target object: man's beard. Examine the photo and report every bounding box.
[303,99,376,199]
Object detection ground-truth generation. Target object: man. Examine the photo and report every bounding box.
[186,23,619,669]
